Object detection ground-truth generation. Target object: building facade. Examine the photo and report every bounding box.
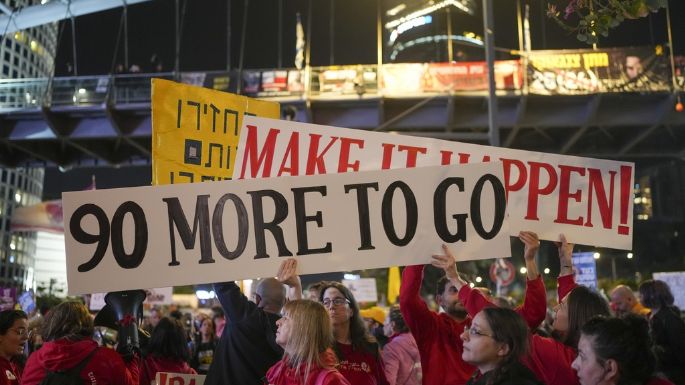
[0,0,58,291]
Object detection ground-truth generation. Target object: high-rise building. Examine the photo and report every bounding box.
[1,0,57,79]
[0,0,58,291]
[0,168,43,290]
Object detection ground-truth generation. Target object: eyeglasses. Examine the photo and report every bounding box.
[464,326,494,338]
[11,328,31,338]
[322,298,350,308]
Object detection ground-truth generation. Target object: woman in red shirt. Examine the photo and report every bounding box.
[0,310,28,385]
[265,300,349,385]
[319,282,389,385]
[139,317,196,385]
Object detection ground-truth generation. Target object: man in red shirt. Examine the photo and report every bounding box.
[400,231,547,385]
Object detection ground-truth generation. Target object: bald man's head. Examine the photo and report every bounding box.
[255,278,286,313]
[610,285,636,315]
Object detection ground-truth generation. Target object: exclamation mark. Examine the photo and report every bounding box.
[617,165,632,235]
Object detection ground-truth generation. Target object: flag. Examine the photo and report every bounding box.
[295,13,305,70]
[387,266,401,305]
[10,176,96,234]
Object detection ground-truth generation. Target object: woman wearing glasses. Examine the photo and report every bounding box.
[318,282,388,385]
[265,300,350,385]
[0,310,28,385]
[461,307,542,385]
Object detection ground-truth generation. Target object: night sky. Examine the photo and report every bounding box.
[54,0,685,76]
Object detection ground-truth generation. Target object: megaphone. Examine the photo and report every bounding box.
[100,290,147,360]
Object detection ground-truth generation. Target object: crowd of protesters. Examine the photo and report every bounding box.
[1,232,685,385]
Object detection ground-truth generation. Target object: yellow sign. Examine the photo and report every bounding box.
[152,78,280,185]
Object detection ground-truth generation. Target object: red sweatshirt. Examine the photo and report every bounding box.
[22,339,139,385]
[399,265,474,385]
[265,349,351,385]
[457,274,547,330]
[523,275,579,385]
[401,266,549,385]
[139,355,196,385]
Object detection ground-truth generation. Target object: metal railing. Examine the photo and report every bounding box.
[1,60,683,112]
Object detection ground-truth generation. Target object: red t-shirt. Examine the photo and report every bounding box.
[0,357,20,385]
[335,343,388,385]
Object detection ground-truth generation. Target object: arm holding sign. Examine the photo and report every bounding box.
[213,281,253,323]
[555,234,578,302]
[213,258,301,322]
[434,237,547,330]
[399,264,474,385]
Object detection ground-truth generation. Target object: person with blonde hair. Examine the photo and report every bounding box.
[265,300,350,385]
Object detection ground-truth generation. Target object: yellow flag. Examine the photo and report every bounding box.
[151,79,280,185]
[387,266,401,305]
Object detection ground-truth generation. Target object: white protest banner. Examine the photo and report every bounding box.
[234,116,634,250]
[156,372,206,385]
[63,162,509,295]
[343,278,378,303]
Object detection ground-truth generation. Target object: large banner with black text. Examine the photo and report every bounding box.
[234,116,634,250]
[63,162,510,294]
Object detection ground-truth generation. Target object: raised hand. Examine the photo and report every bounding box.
[519,231,540,261]
[518,231,540,279]
[554,234,575,277]
[276,258,302,299]
[431,244,467,289]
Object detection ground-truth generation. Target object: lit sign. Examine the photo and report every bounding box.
[389,15,432,44]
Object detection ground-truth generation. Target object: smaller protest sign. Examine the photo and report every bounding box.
[342,278,378,303]
[572,252,598,289]
[155,372,205,385]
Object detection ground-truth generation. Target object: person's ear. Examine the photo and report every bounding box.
[496,343,510,358]
[603,359,620,382]
[255,293,262,306]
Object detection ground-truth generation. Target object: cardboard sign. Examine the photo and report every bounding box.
[234,116,634,250]
[63,162,510,295]
[151,79,280,185]
[155,372,205,385]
